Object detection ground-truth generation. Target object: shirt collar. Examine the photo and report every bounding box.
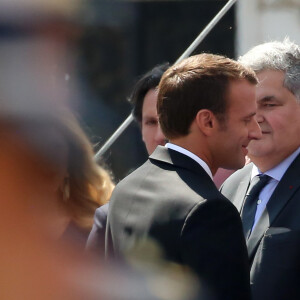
[165,142,213,179]
[251,147,300,181]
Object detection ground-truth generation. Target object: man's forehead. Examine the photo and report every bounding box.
[257,69,285,85]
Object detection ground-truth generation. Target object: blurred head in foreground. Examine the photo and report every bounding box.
[0,106,114,240]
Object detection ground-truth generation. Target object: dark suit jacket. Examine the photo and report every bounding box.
[105,146,250,300]
[221,154,300,300]
[86,203,109,256]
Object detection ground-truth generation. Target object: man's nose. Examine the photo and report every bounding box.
[249,118,262,140]
[255,110,264,124]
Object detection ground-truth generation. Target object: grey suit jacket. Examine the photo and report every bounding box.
[221,154,300,300]
[105,146,251,300]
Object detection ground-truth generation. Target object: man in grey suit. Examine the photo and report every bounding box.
[106,53,261,299]
[221,39,300,300]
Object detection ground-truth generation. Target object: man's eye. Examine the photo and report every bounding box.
[145,120,157,126]
[263,103,276,107]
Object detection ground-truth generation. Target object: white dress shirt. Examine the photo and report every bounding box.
[165,142,213,180]
[251,147,300,230]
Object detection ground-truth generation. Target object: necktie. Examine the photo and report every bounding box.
[241,174,270,239]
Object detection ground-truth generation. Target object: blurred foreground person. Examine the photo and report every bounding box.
[221,39,300,300]
[0,0,115,247]
[106,53,262,299]
[52,110,114,245]
[0,109,102,299]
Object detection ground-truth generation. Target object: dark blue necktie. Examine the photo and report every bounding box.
[241,174,270,239]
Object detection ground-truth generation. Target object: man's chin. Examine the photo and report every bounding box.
[224,157,245,171]
[247,147,270,160]
[247,140,266,154]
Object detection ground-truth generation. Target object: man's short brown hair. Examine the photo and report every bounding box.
[157,53,257,139]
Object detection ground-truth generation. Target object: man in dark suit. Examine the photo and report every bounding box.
[221,39,300,300]
[105,53,261,299]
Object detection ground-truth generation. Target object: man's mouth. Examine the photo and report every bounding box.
[260,127,271,134]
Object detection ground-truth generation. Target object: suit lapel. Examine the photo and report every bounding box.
[150,146,212,180]
[246,209,269,260]
[150,146,224,202]
[247,153,300,260]
[228,164,253,213]
[233,175,251,213]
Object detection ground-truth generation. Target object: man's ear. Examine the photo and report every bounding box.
[195,109,217,136]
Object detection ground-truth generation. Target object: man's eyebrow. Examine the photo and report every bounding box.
[143,116,158,122]
[258,96,275,103]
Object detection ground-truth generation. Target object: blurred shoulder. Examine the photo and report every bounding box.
[95,203,109,220]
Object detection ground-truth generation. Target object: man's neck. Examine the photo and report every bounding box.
[166,142,214,179]
[169,137,216,175]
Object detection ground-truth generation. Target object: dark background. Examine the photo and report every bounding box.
[76,0,236,181]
